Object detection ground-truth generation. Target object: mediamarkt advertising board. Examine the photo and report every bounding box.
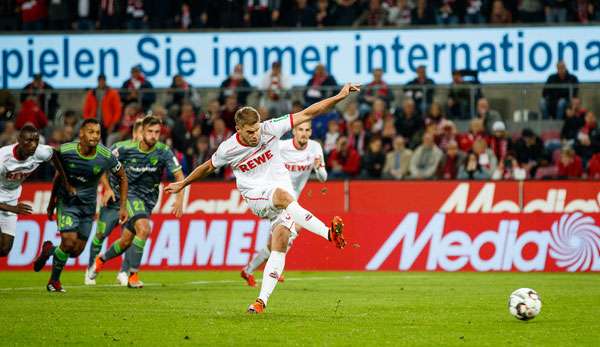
[1,181,598,272]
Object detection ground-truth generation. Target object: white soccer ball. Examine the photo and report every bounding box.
[508,288,542,321]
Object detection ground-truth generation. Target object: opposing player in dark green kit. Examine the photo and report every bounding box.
[84,118,144,286]
[88,116,184,288]
[33,118,129,292]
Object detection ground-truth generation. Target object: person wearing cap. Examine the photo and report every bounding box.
[83,74,122,143]
[20,74,59,119]
[474,97,502,135]
[489,121,512,162]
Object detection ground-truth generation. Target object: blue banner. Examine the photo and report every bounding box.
[1,26,599,88]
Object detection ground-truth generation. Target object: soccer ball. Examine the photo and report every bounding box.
[508,288,542,321]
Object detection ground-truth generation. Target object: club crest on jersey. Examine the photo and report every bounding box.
[238,150,273,172]
[150,157,158,165]
[93,165,102,175]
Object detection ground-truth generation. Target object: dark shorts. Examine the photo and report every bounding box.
[96,206,120,239]
[124,196,154,233]
[57,203,94,241]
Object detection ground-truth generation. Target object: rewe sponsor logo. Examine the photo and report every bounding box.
[239,150,274,172]
[367,212,600,272]
[440,183,600,213]
[285,163,312,172]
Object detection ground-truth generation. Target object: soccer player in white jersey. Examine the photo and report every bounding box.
[166,83,359,314]
[0,125,71,257]
[240,121,327,287]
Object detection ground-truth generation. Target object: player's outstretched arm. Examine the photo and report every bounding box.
[50,149,75,195]
[171,170,186,217]
[0,202,32,215]
[46,173,60,220]
[115,166,129,224]
[99,173,115,206]
[165,159,216,194]
[292,83,360,127]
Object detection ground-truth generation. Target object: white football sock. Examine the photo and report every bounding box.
[285,201,329,240]
[245,247,271,274]
[258,251,286,306]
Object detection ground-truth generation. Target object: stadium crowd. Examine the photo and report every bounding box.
[0,56,598,181]
[1,0,599,31]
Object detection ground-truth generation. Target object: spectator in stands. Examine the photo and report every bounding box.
[447,70,471,119]
[409,132,443,179]
[245,0,280,27]
[383,135,413,179]
[260,61,291,116]
[0,89,16,121]
[361,136,386,178]
[98,0,124,29]
[488,121,512,162]
[457,118,487,152]
[209,117,233,153]
[558,146,584,179]
[18,0,48,30]
[120,66,156,111]
[587,152,600,179]
[0,1,18,31]
[107,102,142,146]
[561,98,586,142]
[534,153,558,179]
[48,0,70,30]
[220,95,239,131]
[21,74,59,120]
[388,0,412,26]
[304,64,338,105]
[438,140,464,179]
[540,61,579,119]
[436,120,458,152]
[171,102,198,152]
[404,66,435,115]
[518,0,545,22]
[316,0,333,26]
[283,0,317,27]
[359,68,392,113]
[572,0,596,23]
[472,138,497,177]
[168,74,201,114]
[342,100,360,131]
[436,0,460,25]
[574,111,600,165]
[381,117,397,150]
[489,0,512,23]
[16,94,48,130]
[411,0,436,24]
[82,74,122,142]
[514,128,546,175]
[202,0,245,28]
[475,97,503,134]
[364,98,390,134]
[465,0,484,23]
[492,153,527,180]
[395,98,424,148]
[328,135,361,178]
[425,102,446,130]
[72,0,97,30]
[0,121,17,147]
[125,0,149,29]
[458,151,491,180]
[219,64,252,106]
[330,0,362,26]
[355,0,388,27]
[348,119,368,155]
[324,120,341,154]
[545,0,569,22]
[193,136,212,169]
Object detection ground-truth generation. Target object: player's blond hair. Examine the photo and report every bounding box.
[234,106,260,127]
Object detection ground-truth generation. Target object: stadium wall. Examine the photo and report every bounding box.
[1,181,598,272]
[2,26,600,89]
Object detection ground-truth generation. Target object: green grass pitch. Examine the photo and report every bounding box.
[0,271,598,346]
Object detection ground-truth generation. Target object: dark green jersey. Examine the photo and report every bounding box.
[109,140,181,208]
[58,141,122,214]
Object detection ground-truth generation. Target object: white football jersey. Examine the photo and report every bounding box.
[279,139,326,196]
[0,144,53,203]
[211,114,294,196]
